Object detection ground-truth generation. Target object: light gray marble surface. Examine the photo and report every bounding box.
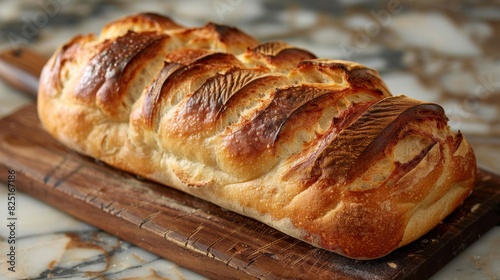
[0,0,499,279]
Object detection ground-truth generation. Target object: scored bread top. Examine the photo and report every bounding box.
[38,13,476,259]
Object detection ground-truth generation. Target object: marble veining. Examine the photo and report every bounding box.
[0,0,499,279]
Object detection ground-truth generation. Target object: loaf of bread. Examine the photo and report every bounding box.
[37,13,476,259]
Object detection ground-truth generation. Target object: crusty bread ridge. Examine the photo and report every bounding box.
[37,13,476,259]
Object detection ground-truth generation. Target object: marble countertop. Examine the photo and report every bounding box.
[0,0,499,279]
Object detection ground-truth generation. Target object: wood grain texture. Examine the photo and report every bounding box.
[0,48,47,97]
[1,104,499,280]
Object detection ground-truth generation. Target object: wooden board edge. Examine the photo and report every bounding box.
[0,162,255,280]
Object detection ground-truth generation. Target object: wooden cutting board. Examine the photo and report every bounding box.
[0,104,499,280]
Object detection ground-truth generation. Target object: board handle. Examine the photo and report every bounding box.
[0,48,48,98]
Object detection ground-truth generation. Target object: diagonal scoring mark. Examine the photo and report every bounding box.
[246,235,288,260]
[279,238,301,253]
[165,208,201,224]
[243,259,256,270]
[307,248,326,274]
[84,194,98,203]
[224,240,247,266]
[289,248,320,266]
[115,201,152,217]
[53,164,83,188]
[100,201,125,216]
[317,255,338,278]
[43,154,70,184]
[101,201,116,211]
[225,241,249,265]
[159,209,204,245]
[139,211,162,228]
[206,224,245,258]
[43,154,84,188]
[185,224,205,247]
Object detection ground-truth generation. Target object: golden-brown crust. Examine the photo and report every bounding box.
[38,13,477,260]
